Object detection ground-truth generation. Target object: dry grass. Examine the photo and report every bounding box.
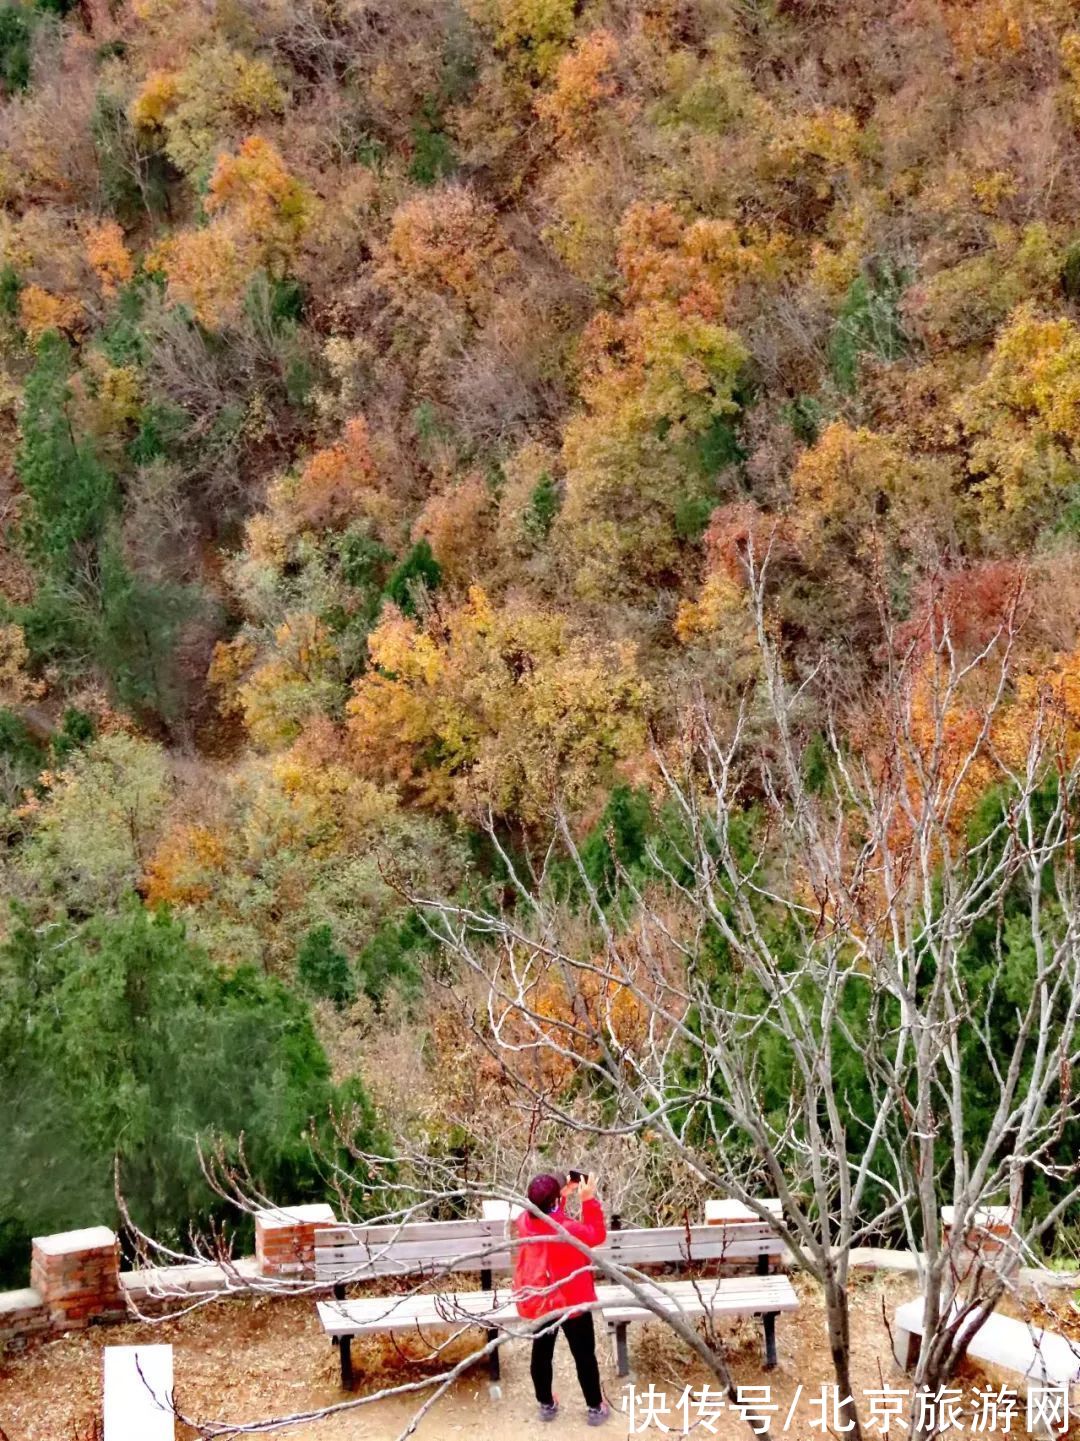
[2,1270,1057,1440]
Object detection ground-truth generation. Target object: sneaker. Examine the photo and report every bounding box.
[587,1402,611,1426]
[538,1398,559,1423]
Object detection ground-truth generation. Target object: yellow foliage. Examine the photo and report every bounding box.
[79,356,142,438]
[129,68,179,131]
[675,570,746,643]
[1014,643,1080,759]
[535,28,618,147]
[539,153,626,286]
[559,298,748,597]
[496,439,560,556]
[465,0,577,77]
[657,33,752,135]
[241,511,288,567]
[762,106,863,200]
[237,720,394,861]
[906,223,1064,352]
[807,196,881,299]
[84,220,134,297]
[208,634,259,716]
[1061,31,1080,119]
[954,302,1080,533]
[18,284,83,340]
[791,422,959,559]
[236,613,342,750]
[0,623,44,704]
[346,588,649,819]
[133,43,286,175]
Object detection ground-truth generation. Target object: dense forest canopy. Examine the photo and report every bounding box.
[4,0,1080,1284]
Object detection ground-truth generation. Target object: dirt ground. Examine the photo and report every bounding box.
[0,1271,1052,1440]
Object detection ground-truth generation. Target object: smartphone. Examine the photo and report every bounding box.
[568,1170,585,1184]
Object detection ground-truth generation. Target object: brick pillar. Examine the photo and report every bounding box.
[255,1204,336,1278]
[31,1227,124,1331]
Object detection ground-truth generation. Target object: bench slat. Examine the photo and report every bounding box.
[316,1241,511,1268]
[608,1225,783,1263]
[315,1221,781,1282]
[319,1220,503,1246]
[316,1276,798,1339]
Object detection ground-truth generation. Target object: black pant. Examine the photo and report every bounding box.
[530,1310,603,1410]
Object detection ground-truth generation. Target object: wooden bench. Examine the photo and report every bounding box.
[894,1297,1080,1414]
[103,1344,174,1441]
[315,1216,791,1389]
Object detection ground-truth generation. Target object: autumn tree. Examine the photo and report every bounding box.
[534,28,619,149]
[954,301,1080,540]
[129,42,286,176]
[377,183,513,321]
[412,565,1080,1441]
[464,0,577,78]
[559,299,748,598]
[346,587,649,820]
[150,136,311,328]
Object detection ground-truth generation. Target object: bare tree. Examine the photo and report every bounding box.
[408,553,1080,1441]
[125,1142,785,1440]
[116,554,1080,1441]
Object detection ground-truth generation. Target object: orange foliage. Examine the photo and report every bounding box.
[616,201,784,319]
[290,417,380,533]
[150,137,310,328]
[379,185,513,315]
[702,502,792,587]
[143,822,229,906]
[18,284,83,340]
[205,136,311,263]
[412,472,493,587]
[493,915,686,1094]
[535,29,619,148]
[84,221,135,297]
[147,225,251,330]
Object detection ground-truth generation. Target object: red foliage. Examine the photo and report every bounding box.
[898,561,1029,658]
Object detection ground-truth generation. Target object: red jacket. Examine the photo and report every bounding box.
[514,1197,607,1317]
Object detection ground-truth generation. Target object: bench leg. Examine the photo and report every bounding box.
[893,1325,917,1372]
[487,1330,501,1382]
[340,1335,354,1390]
[615,1322,630,1377]
[762,1312,778,1371]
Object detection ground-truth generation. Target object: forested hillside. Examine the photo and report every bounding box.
[4,0,1080,1284]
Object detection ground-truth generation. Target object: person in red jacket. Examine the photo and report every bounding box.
[514,1171,610,1426]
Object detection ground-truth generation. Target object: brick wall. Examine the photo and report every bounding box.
[0,1288,50,1350]
[0,1209,344,1353]
[255,1204,336,1278]
[30,1226,125,1332]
